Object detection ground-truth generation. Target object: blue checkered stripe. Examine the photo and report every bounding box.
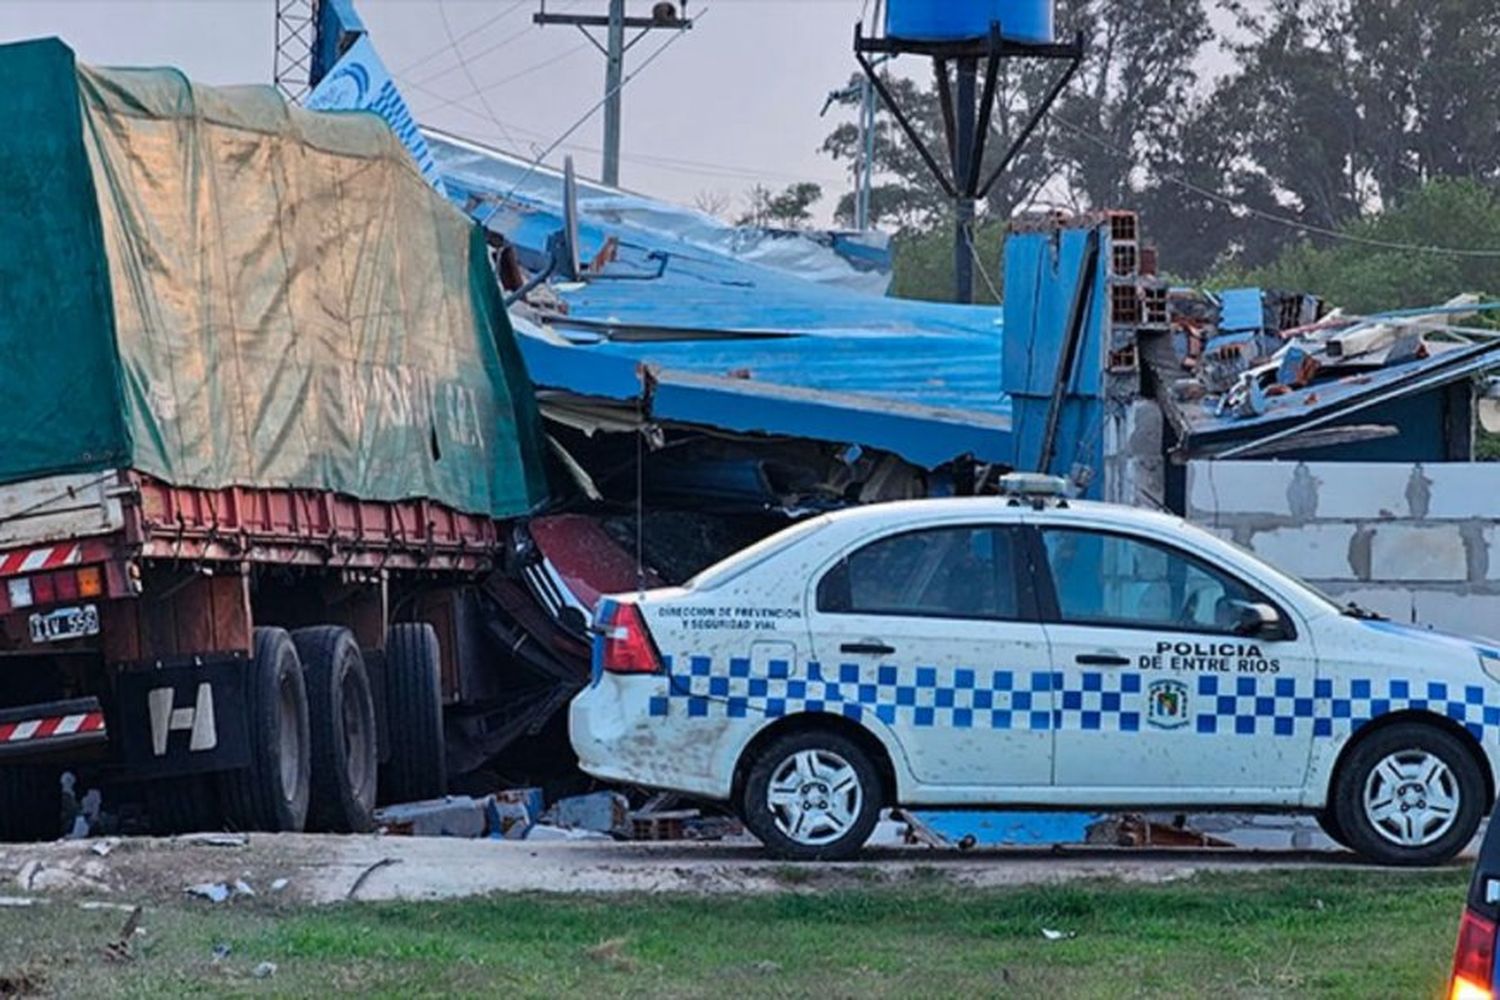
[1312,677,1494,743]
[650,656,1066,731]
[647,656,1498,742]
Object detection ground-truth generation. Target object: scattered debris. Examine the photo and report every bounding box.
[523,824,611,842]
[79,901,138,913]
[487,795,534,840]
[253,961,278,979]
[893,810,946,849]
[1109,815,1235,850]
[102,906,142,963]
[1041,928,1077,942]
[211,943,232,964]
[185,880,256,903]
[177,832,249,848]
[347,857,401,900]
[376,796,489,838]
[0,897,36,908]
[544,792,630,837]
[16,860,111,895]
[270,878,290,892]
[90,838,120,858]
[186,883,231,903]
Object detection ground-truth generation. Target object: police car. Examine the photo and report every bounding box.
[571,475,1500,864]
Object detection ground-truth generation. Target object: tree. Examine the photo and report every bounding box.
[736,182,823,228]
[693,189,731,219]
[1181,0,1500,272]
[1209,179,1500,313]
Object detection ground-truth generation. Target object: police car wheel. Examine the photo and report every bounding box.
[1332,723,1484,867]
[1314,809,1350,850]
[742,731,881,861]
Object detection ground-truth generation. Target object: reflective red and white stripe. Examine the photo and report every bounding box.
[0,711,105,742]
[0,543,82,578]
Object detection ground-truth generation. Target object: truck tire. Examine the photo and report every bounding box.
[378,623,448,805]
[0,766,60,842]
[1331,721,1485,867]
[294,626,378,832]
[219,627,311,832]
[741,729,882,861]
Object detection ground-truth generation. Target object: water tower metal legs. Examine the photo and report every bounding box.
[953,58,978,303]
[853,23,1086,303]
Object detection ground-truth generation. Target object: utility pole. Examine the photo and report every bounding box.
[535,0,693,188]
[856,75,876,230]
[952,58,977,304]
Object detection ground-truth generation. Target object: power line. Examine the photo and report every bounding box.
[407,2,566,87]
[487,5,710,218]
[1050,116,1500,260]
[406,77,847,186]
[437,0,524,153]
[391,1,528,77]
[400,41,594,119]
[962,225,1003,304]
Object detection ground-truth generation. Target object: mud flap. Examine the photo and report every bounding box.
[113,654,251,778]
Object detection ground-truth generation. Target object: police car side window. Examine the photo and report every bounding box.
[817,527,1021,621]
[1041,528,1262,634]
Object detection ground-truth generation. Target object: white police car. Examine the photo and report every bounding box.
[571,476,1500,864]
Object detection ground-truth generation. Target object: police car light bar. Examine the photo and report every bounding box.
[997,473,1070,498]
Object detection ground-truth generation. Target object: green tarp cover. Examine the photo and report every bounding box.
[0,39,546,518]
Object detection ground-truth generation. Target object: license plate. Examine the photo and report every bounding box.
[29,605,100,644]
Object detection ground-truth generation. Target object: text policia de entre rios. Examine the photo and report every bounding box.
[1139,641,1281,675]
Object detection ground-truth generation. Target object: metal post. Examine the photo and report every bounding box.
[953,57,977,304]
[856,75,876,230]
[602,0,625,187]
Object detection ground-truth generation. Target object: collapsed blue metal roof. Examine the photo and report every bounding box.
[425,130,1014,466]
[298,0,1014,470]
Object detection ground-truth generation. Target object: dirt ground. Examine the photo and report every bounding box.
[0,832,1414,907]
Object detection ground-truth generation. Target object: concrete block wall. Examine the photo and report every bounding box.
[1185,461,1500,639]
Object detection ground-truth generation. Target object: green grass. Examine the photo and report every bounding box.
[0,868,1468,998]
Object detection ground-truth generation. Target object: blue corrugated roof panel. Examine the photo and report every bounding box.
[425,129,1013,462]
[1219,287,1264,333]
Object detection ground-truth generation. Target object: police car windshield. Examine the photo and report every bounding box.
[685,516,828,590]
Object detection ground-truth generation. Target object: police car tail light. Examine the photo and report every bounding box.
[601,603,662,675]
[1451,908,1496,1000]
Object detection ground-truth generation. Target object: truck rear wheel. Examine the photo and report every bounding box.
[294,626,378,832]
[378,623,448,805]
[0,767,60,842]
[218,628,311,832]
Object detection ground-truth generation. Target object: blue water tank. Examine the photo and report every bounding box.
[886,0,1055,45]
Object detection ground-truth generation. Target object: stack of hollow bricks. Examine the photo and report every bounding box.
[1106,211,1171,379]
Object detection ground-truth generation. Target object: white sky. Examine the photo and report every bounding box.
[0,1,1242,223]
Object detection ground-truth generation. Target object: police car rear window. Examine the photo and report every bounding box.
[818,526,1021,621]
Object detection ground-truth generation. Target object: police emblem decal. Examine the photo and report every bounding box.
[1147,679,1191,730]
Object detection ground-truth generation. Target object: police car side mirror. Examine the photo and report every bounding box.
[1232,602,1285,640]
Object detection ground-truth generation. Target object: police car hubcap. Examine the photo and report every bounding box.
[766,749,862,846]
[1363,749,1458,848]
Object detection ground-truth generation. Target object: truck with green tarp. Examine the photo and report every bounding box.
[0,37,549,838]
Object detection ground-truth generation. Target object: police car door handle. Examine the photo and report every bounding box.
[841,642,896,656]
[1076,653,1130,667]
